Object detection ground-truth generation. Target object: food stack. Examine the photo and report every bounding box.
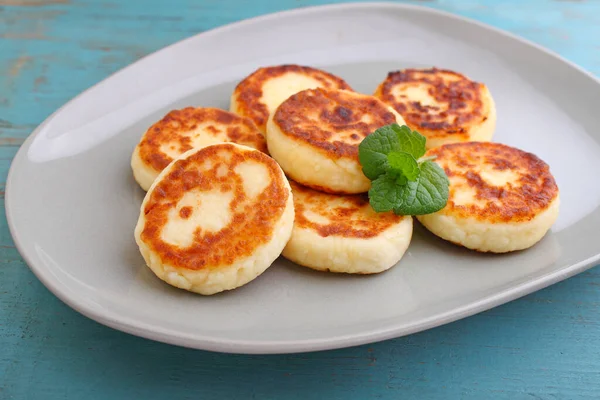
[131,64,559,295]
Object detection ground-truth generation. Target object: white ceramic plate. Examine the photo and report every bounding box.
[6,2,600,354]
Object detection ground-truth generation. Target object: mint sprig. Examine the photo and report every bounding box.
[358,124,449,215]
[387,151,419,181]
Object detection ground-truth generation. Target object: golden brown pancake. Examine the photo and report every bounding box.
[132,107,267,191]
[230,64,353,133]
[417,142,560,253]
[266,88,405,194]
[291,181,404,237]
[429,142,558,223]
[282,181,413,274]
[374,68,496,148]
[134,143,294,294]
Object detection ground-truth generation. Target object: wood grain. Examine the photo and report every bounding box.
[1,1,599,399]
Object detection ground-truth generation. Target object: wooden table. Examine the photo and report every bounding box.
[1,1,599,398]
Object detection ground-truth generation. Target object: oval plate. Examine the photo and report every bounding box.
[6,2,600,354]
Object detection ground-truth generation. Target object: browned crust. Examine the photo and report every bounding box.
[140,143,289,270]
[375,68,488,140]
[287,179,359,195]
[291,181,403,238]
[137,107,268,172]
[232,64,353,131]
[429,142,559,223]
[273,88,397,159]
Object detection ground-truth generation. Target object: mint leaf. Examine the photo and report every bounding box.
[393,171,408,186]
[368,172,403,213]
[392,161,449,215]
[359,123,449,216]
[358,127,400,179]
[358,124,427,179]
[387,151,419,181]
[395,125,427,160]
[367,161,449,215]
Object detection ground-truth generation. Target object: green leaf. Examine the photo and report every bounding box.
[358,124,427,179]
[394,171,408,186]
[367,161,449,216]
[368,172,404,213]
[359,123,449,216]
[395,125,427,160]
[358,126,400,179]
[387,151,419,181]
[392,161,450,215]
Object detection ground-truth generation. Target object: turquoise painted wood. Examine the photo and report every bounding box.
[1,0,599,398]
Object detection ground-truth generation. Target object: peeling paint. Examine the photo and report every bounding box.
[0,137,25,146]
[0,31,45,39]
[0,9,64,20]
[0,10,63,41]
[0,120,36,136]
[0,0,69,6]
[33,75,47,90]
[8,55,32,77]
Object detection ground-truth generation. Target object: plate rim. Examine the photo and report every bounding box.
[6,1,600,354]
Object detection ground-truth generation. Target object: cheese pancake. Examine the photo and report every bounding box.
[134,143,294,295]
[417,142,559,253]
[132,107,267,191]
[283,181,413,274]
[266,88,405,194]
[374,68,496,149]
[230,64,352,133]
